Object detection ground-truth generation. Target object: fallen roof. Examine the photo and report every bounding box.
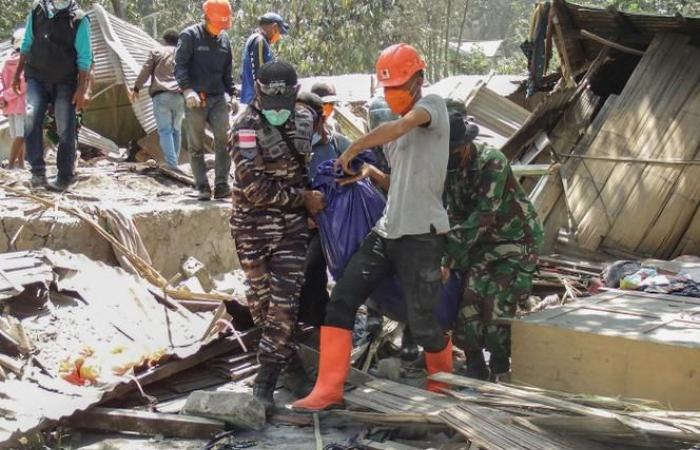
[448,39,504,58]
[556,0,700,72]
[299,73,376,103]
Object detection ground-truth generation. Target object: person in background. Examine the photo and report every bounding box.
[443,115,543,380]
[14,0,92,191]
[230,61,325,418]
[175,0,234,201]
[0,28,27,170]
[293,43,453,412]
[239,12,289,105]
[132,29,184,169]
[310,82,340,133]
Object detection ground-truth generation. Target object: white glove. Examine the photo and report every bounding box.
[184,89,201,109]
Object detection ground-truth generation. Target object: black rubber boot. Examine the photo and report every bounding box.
[489,355,511,377]
[399,327,420,362]
[282,353,314,398]
[253,363,282,418]
[464,350,490,381]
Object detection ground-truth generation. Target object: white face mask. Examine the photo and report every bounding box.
[52,0,72,10]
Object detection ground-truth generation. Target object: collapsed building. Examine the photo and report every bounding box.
[0,1,699,449]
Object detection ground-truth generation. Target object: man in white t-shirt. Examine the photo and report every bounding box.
[293,43,453,412]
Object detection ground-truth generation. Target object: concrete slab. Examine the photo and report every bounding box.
[0,164,239,277]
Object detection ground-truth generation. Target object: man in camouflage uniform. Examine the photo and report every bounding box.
[443,115,543,379]
[230,61,325,416]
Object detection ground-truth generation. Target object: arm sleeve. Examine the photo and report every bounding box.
[232,129,305,208]
[174,32,193,91]
[134,50,156,92]
[223,39,234,96]
[250,36,266,82]
[20,13,33,55]
[74,18,93,72]
[445,153,508,261]
[413,95,439,129]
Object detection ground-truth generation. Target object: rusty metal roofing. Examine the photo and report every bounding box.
[561,1,700,70]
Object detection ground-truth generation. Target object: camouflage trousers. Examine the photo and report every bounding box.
[453,252,537,359]
[234,221,309,365]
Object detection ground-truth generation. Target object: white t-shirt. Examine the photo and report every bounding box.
[374,94,450,239]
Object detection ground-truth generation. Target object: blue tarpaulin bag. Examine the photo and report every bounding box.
[312,155,460,329]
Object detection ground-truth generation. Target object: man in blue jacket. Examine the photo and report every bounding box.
[239,12,289,106]
[13,0,92,191]
[175,0,234,201]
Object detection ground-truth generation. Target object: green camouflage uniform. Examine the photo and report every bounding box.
[444,144,543,359]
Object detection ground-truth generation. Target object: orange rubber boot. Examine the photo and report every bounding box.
[292,326,352,412]
[425,338,453,393]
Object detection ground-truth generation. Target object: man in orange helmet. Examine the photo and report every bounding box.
[175,0,234,201]
[293,43,453,412]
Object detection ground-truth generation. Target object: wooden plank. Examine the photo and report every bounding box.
[572,34,700,252]
[70,407,225,439]
[358,439,423,450]
[512,164,552,177]
[674,205,700,257]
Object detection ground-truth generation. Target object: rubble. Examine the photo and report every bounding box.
[182,391,266,431]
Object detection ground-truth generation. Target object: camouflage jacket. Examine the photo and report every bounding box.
[444,144,544,270]
[230,104,314,238]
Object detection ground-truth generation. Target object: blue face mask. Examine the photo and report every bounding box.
[311,133,322,146]
[52,0,72,10]
[262,109,292,127]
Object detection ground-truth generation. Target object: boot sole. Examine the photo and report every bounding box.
[290,401,345,413]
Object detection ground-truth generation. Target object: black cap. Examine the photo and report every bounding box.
[297,92,324,118]
[258,61,298,87]
[449,113,480,150]
[259,12,290,34]
[311,82,338,103]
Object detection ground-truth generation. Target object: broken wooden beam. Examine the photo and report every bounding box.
[578,29,645,56]
[70,407,225,439]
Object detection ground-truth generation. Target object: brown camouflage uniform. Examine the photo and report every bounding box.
[230,104,314,365]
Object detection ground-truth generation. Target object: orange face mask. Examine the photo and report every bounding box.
[270,28,282,44]
[322,103,335,118]
[384,77,419,116]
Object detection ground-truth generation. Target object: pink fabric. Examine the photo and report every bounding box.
[0,52,26,116]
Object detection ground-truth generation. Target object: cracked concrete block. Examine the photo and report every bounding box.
[182,391,266,431]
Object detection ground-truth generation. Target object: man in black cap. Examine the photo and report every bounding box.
[230,60,325,417]
[239,12,290,105]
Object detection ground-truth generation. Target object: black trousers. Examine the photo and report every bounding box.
[325,231,447,353]
[298,231,330,327]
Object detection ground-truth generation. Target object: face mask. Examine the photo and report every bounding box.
[385,88,415,116]
[263,109,292,126]
[322,103,335,118]
[312,133,322,146]
[270,29,282,44]
[52,0,72,10]
[206,23,224,36]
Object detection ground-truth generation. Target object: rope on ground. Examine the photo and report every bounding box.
[0,184,231,304]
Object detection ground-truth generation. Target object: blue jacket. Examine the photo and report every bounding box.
[175,24,234,96]
[239,31,274,105]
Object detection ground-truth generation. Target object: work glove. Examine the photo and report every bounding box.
[184,89,202,109]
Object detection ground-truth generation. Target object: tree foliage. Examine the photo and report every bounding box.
[0,0,697,79]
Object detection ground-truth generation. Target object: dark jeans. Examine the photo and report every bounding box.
[25,78,77,179]
[325,231,447,352]
[298,231,330,327]
[184,94,231,190]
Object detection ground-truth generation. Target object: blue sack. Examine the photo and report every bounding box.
[312,155,459,329]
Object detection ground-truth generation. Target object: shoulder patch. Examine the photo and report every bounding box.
[238,129,257,149]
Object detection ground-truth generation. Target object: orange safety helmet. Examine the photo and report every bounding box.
[375,43,426,88]
[203,0,233,31]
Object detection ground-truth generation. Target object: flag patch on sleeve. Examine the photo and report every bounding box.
[238,129,257,149]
